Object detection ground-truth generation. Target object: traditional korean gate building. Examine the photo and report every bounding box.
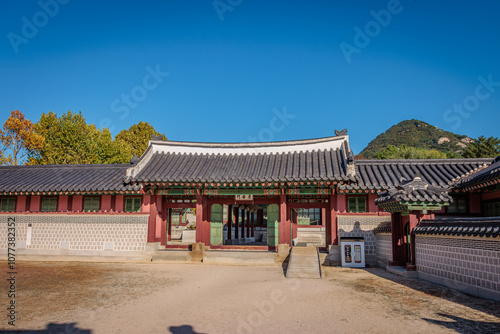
[125,133,356,249]
[0,132,498,271]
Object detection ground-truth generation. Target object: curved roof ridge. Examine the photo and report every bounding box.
[354,158,492,164]
[148,134,347,149]
[0,163,130,169]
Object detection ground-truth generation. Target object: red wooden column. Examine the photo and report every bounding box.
[251,211,255,237]
[227,205,233,240]
[101,195,112,212]
[337,194,346,213]
[233,206,239,240]
[15,195,27,212]
[115,195,124,212]
[30,195,41,212]
[246,210,250,238]
[279,193,291,245]
[328,193,338,245]
[72,195,83,212]
[196,195,210,244]
[147,193,157,242]
[196,194,204,243]
[408,211,420,267]
[160,206,167,246]
[57,195,69,212]
[367,193,378,213]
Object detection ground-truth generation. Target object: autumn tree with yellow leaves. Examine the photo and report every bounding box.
[0,110,44,165]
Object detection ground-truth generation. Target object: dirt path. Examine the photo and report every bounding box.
[1,261,499,333]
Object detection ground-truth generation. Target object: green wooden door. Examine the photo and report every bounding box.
[210,204,223,246]
[267,204,279,246]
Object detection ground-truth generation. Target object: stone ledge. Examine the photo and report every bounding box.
[386,266,419,278]
[418,271,500,302]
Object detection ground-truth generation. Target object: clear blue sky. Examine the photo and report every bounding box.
[1,0,499,154]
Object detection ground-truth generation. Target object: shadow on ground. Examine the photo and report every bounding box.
[281,253,290,276]
[363,267,500,318]
[0,322,92,333]
[422,313,500,334]
[169,325,205,334]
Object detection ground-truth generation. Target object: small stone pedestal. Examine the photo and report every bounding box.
[191,242,205,262]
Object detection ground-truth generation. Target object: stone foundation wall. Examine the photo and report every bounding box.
[338,215,391,266]
[0,214,148,252]
[415,235,500,302]
[375,233,392,268]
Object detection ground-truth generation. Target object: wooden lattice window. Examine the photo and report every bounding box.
[83,196,100,212]
[484,200,500,217]
[0,197,16,212]
[211,204,223,222]
[447,195,468,214]
[296,208,321,225]
[348,196,367,213]
[124,197,142,212]
[41,196,58,212]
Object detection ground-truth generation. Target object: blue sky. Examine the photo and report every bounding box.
[1,0,499,154]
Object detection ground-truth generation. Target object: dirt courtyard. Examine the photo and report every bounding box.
[1,261,499,334]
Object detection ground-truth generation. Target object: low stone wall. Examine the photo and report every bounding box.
[338,215,391,266]
[0,214,148,255]
[374,232,392,268]
[415,235,500,301]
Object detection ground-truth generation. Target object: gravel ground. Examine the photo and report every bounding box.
[1,261,499,334]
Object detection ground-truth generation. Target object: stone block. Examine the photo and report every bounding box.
[276,244,290,262]
[182,230,196,243]
[191,242,205,262]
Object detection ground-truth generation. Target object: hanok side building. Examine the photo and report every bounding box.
[1,133,499,299]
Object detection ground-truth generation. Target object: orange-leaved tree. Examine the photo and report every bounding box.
[0,110,44,165]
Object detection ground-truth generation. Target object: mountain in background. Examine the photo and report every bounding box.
[358,119,474,159]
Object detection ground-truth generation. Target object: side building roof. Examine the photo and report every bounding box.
[375,172,452,206]
[0,164,139,195]
[413,217,500,238]
[453,156,500,191]
[126,135,353,184]
[340,158,491,192]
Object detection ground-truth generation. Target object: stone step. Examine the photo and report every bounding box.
[151,250,191,262]
[203,250,276,265]
[286,246,321,279]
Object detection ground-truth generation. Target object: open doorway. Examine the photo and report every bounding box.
[292,207,326,247]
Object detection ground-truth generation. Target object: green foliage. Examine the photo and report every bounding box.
[375,145,447,159]
[28,111,131,165]
[115,121,167,158]
[360,119,471,159]
[462,136,500,158]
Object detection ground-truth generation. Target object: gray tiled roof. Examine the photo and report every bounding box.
[0,164,139,194]
[375,172,452,205]
[454,156,500,189]
[342,158,491,191]
[130,149,350,183]
[413,217,500,238]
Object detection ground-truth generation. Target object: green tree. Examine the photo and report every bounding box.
[28,111,131,165]
[115,121,167,158]
[375,145,447,159]
[0,110,44,165]
[462,136,500,158]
